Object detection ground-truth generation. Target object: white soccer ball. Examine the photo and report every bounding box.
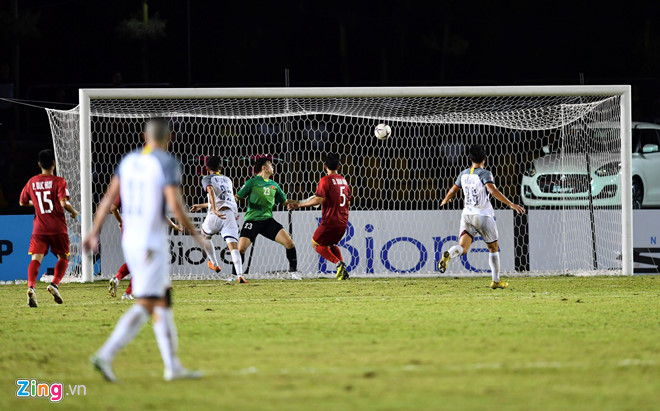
[374,123,391,140]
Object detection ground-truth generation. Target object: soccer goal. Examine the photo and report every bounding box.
[45,86,633,282]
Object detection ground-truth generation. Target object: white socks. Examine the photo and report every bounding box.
[208,241,244,276]
[230,249,243,276]
[96,304,183,373]
[96,304,149,362]
[489,252,501,282]
[448,245,464,259]
[206,240,219,267]
[153,306,182,373]
[445,245,500,283]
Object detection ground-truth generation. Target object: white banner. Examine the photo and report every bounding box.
[96,209,660,277]
[100,210,516,277]
[288,210,515,276]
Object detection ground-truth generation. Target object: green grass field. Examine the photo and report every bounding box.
[1,276,659,410]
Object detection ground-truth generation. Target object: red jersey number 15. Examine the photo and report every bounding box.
[35,191,54,214]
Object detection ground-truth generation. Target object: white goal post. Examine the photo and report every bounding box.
[53,85,633,282]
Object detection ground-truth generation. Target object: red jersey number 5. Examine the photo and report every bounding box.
[339,186,347,207]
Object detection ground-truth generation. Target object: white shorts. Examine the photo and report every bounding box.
[201,210,239,243]
[459,214,498,244]
[122,245,171,299]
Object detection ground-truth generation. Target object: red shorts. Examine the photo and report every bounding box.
[312,224,347,247]
[29,233,70,257]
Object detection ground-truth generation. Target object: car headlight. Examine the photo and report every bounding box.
[594,162,621,177]
[523,163,536,177]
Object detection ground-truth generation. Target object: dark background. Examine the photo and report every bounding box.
[2,0,660,213]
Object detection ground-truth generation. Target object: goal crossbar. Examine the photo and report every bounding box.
[80,85,630,100]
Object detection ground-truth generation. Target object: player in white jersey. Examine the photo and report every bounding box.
[83,118,211,382]
[438,144,525,289]
[190,156,244,280]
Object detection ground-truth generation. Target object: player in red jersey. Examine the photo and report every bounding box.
[108,194,182,300]
[288,153,351,280]
[19,149,79,307]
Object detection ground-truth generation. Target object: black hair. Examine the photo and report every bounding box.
[468,144,486,164]
[206,156,221,172]
[254,156,272,173]
[325,153,340,171]
[38,149,55,169]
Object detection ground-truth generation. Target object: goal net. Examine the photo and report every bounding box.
[45,86,632,282]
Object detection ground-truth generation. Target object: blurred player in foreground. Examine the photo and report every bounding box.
[190,155,244,281]
[438,144,525,288]
[108,194,183,300]
[235,156,300,281]
[19,149,78,307]
[288,153,351,280]
[84,118,210,382]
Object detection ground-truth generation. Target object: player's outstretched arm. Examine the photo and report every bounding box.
[190,203,209,212]
[166,218,183,232]
[164,185,210,251]
[83,176,120,252]
[282,199,299,207]
[288,196,322,210]
[485,183,525,214]
[441,185,461,206]
[274,185,297,208]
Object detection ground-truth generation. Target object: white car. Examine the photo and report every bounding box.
[521,122,660,208]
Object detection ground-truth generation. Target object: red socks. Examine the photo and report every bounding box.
[315,246,340,265]
[316,245,345,265]
[28,259,69,288]
[114,263,132,295]
[115,263,130,280]
[329,246,343,262]
[52,259,68,286]
[27,260,40,288]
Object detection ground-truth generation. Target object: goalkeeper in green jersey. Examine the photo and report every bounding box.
[235,156,300,281]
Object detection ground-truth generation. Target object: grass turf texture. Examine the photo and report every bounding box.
[0,277,659,410]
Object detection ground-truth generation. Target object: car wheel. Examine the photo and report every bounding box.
[632,178,644,209]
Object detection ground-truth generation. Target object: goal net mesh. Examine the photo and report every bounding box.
[46,93,623,281]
